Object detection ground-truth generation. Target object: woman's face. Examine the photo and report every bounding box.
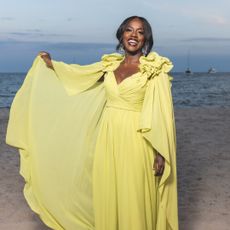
[122,18,145,55]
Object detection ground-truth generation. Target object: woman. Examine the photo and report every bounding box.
[6,16,178,230]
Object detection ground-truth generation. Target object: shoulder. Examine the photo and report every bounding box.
[100,53,124,72]
[139,52,173,77]
[101,53,124,62]
[99,52,173,76]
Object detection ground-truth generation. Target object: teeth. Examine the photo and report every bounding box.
[129,39,137,43]
[128,39,138,46]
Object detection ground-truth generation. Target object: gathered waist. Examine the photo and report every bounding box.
[105,102,142,112]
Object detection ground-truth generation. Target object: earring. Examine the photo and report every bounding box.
[118,43,125,54]
[142,46,148,56]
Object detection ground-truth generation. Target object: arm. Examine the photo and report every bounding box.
[38,51,105,95]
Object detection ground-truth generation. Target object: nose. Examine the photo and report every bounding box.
[131,30,138,37]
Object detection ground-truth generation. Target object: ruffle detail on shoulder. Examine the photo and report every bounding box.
[139,52,173,78]
[101,53,124,72]
[100,52,173,78]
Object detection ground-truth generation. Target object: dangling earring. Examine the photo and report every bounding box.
[142,45,148,56]
[119,43,125,54]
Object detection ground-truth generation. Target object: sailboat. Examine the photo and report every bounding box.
[185,50,193,75]
[208,67,217,74]
[185,67,192,75]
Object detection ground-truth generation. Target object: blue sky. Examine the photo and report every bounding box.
[0,0,230,72]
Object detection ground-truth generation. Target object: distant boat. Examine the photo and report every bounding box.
[185,67,193,75]
[185,50,193,75]
[208,67,217,74]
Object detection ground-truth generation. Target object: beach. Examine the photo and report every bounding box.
[0,107,229,230]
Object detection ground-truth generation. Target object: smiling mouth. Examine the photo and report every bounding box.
[127,39,138,46]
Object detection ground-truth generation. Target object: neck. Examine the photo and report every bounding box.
[123,51,143,64]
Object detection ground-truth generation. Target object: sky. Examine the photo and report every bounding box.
[0,0,230,72]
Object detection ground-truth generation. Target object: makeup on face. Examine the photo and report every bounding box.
[122,18,145,54]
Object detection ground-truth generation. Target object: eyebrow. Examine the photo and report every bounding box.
[126,25,144,30]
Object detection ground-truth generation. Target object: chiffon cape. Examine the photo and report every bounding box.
[6,52,178,230]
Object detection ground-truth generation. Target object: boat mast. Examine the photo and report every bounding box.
[187,49,191,69]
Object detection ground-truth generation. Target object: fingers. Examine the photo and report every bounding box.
[153,155,165,176]
[38,51,54,69]
[39,51,51,59]
[154,164,164,176]
[157,164,164,176]
[39,51,49,56]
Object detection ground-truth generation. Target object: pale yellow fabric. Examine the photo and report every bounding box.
[6,52,178,230]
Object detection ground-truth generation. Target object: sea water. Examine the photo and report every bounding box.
[1,72,230,108]
[172,72,230,108]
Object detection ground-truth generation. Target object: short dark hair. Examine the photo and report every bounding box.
[116,16,154,56]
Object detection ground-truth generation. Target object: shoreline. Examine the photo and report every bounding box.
[0,107,230,230]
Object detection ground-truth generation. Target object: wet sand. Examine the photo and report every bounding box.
[0,107,229,230]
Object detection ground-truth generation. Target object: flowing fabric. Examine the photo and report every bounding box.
[6,52,178,230]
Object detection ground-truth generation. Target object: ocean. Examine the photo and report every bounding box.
[0,72,230,108]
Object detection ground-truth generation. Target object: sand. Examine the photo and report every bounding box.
[0,107,230,230]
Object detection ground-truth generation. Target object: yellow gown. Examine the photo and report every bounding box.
[6,52,178,230]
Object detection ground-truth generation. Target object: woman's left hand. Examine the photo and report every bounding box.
[39,51,54,70]
[153,153,165,176]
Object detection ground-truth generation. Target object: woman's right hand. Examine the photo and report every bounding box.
[39,51,54,70]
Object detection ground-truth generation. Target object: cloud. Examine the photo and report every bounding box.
[25,29,42,32]
[181,37,230,42]
[8,32,73,37]
[10,32,35,36]
[47,42,115,50]
[0,17,14,21]
[141,2,230,27]
[204,15,229,26]
[175,8,229,26]
[0,40,115,48]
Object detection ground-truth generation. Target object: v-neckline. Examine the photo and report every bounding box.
[112,71,140,86]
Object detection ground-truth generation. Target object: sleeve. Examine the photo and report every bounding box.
[139,73,176,187]
[138,52,177,187]
[5,57,41,184]
[138,70,178,229]
[5,57,40,150]
[5,55,107,229]
[52,60,105,95]
[5,55,107,148]
[51,52,124,95]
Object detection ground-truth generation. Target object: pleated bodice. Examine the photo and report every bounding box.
[104,71,148,112]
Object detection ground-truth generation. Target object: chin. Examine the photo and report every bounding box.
[125,50,143,56]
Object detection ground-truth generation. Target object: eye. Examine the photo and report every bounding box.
[125,28,132,32]
[138,31,144,35]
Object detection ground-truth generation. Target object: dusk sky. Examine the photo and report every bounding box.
[0,0,230,72]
